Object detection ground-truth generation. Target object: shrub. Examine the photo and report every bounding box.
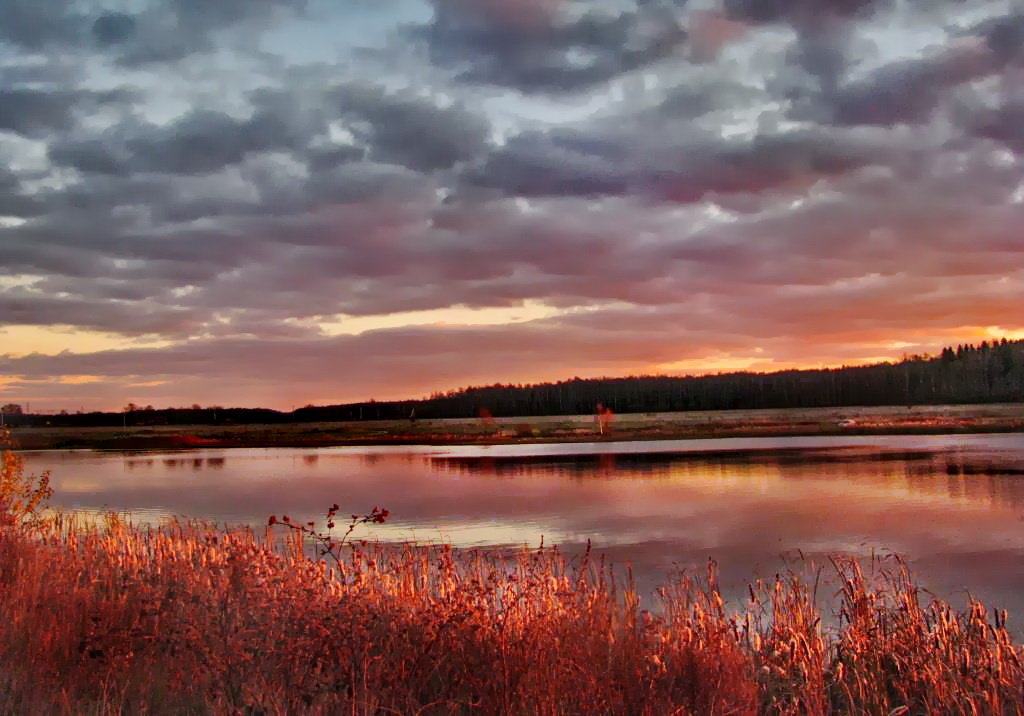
[0,427,52,531]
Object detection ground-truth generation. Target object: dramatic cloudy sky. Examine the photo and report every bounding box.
[1,0,1023,411]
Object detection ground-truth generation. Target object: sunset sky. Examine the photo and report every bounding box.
[1,0,1023,411]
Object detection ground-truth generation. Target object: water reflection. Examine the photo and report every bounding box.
[429,446,1024,511]
[125,455,229,470]
[21,433,1024,614]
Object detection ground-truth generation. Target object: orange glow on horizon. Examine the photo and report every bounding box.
[2,323,1024,412]
[0,325,172,357]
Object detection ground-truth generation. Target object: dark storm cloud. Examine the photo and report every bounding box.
[815,42,997,127]
[0,167,41,218]
[91,12,137,46]
[0,291,201,336]
[0,230,108,279]
[13,71,983,342]
[126,108,313,175]
[467,131,630,197]
[0,87,135,137]
[468,123,885,203]
[0,0,84,51]
[0,175,267,283]
[975,12,1024,63]
[47,137,129,176]
[0,61,81,87]
[49,103,320,176]
[786,19,852,94]
[306,145,366,172]
[785,9,1024,129]
[0,0,307,64]
[722,0,886,24]
[307,161,429,205]
[419,0,687,92]
[970,102,1024,153]
[166,0,308,29]
[720,1,1017,132]
[103,0,309,65]
[331,84,491,171]
[136,138,1018,323]
[104,13,211,65]
[643,129,884,203]
[653,79,746,119]
[47,83,487,178]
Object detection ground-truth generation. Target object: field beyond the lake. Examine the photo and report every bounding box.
[4,428,1024,714]
[12,402,1024,451]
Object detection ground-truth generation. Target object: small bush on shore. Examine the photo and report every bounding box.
[1,428,1022,714]
[0,427,52,531]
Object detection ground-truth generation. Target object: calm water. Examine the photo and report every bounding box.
[22,433,1024,615]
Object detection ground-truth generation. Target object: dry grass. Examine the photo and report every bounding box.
[15,402,1024,450]
[2,428,1023,714]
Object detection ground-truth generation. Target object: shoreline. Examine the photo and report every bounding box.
[10,403,1024,451]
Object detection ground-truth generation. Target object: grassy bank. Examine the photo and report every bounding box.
[12,403,1024,451]
[3,428,1024,713]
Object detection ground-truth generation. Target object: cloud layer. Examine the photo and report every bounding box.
[1,0,1022,410]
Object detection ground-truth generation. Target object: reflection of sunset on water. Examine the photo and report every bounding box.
[25,433,1024,610]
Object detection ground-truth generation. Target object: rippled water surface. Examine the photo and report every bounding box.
[23,433,1024,612]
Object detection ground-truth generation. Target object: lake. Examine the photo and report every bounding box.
[23,432,1024,617]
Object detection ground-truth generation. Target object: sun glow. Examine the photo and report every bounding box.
[985,326,1024,341]
[0,325,173,357]
[57,375,105,385]
[657,356,764,374]
[314,301,577,336]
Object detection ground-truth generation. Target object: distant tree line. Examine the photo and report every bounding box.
[3,339,1023,428]
[0,405,288,429]
[295,339,1024,420]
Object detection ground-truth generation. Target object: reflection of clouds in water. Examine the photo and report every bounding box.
[48,507,176,529]
[124,458,156,470]
[21,437,1024,611]
[432,446,1024,511]
[125,455,227,471]
[364,520,561,548]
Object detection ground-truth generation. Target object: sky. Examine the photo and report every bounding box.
[0,0,1023,412]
